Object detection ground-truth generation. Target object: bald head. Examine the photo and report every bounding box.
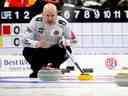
[42,3,58,24]
[43,3,58,14]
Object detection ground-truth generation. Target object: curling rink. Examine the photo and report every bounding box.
[0,55,128,96]
[0,75,128,96]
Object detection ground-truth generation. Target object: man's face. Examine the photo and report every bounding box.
[43,10,57,24]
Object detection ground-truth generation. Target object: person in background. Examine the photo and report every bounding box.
[4,0,30,7]
[102,0,122,7]
[0,0,6,7]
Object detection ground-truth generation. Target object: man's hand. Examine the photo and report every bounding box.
[59,39,70,48]
[36,40,50,48]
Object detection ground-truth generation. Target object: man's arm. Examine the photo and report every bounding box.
[22,15,50,48]
[58,16,77,46]
[22,17,39,48]
[62,22,77,46]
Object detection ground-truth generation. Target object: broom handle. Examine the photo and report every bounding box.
[61,36,84,74]
[65,48,84,74]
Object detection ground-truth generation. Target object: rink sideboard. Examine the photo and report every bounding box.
[0,55,128,77]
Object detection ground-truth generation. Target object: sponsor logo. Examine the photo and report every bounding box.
[105,57,117,70]
[3,59,28,65]
[0,57,30,70]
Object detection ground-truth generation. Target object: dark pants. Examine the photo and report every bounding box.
[23,45,71,74]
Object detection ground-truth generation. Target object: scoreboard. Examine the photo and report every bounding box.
[61,6,128,22]
[0,23,27,48]
[1,5,128,54]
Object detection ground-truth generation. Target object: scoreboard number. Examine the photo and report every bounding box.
[74,10,80,19]
[84,10,90,19]
[14,26,20,34]
[64,10,70,19]
[13,38,20,47]
[14,11,19,19]
[24,11,30,20]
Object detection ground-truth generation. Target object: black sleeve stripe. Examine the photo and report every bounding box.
[35,17,43,22]
[58,19,67,25]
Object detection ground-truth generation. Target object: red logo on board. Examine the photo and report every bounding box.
[105,57,117,70]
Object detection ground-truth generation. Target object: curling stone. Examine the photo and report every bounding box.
[67,66,75,71]
[61,68,70,74]
[38,69,62,81]
[61,66,75,74]
[114,67,128,86]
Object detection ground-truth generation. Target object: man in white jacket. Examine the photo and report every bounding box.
[22,3,77,78]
